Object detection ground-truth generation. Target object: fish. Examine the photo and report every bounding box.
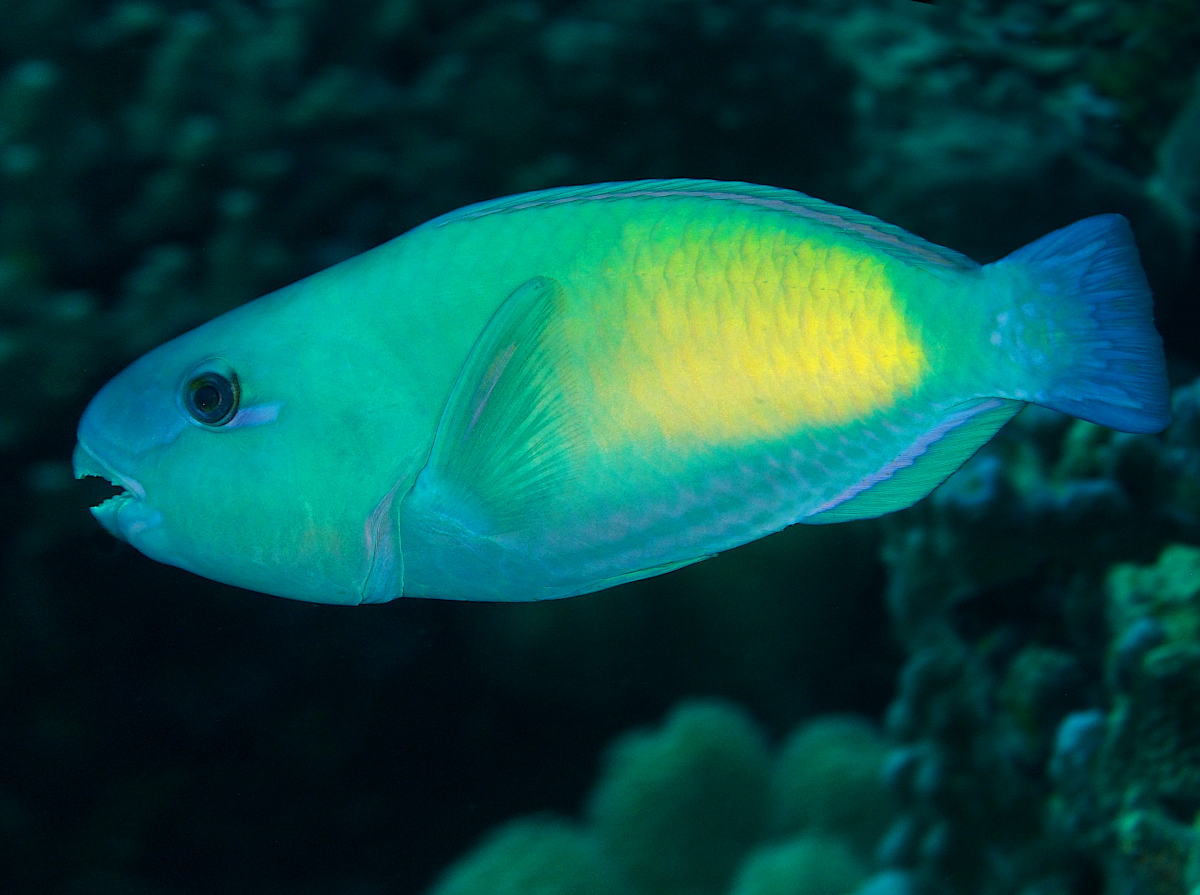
[73,179,1170,604]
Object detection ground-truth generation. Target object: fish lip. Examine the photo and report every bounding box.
[72,440,146,539]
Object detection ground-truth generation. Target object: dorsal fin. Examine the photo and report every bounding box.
[428,179,979,272]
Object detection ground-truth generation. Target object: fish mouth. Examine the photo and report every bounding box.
[73,440,145,540]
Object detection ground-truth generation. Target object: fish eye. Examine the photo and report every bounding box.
[182,362,239,426]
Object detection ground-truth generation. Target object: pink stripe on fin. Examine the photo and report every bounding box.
[809,399,1008,516]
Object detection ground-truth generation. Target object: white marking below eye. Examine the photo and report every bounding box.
[226,404,282,428]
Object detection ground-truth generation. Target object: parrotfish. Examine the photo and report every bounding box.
[73,180,1170,603]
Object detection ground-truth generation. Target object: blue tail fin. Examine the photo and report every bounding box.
[995,214,1170,434]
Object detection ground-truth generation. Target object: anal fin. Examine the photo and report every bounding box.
[803,398,1022,524]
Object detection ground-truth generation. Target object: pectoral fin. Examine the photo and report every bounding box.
[412,276,587,535]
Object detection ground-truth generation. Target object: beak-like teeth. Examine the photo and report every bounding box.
[73,442,108,482]
[72,441,145,501]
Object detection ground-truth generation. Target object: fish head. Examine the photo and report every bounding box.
[73,296,404,605]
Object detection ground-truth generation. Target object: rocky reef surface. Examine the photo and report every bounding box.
[1,1,1198,893]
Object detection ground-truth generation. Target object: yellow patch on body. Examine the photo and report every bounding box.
[568,215,928,452]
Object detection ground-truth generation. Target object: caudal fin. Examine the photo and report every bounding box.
[993,214,1170,433]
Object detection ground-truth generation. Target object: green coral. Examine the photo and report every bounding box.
[587,700,772,895]
[1036,543,1200,895]
[1107,544,1200,647]
[426,817,632,895]
[1102,642,1200,810]
[425,701,898,895]
[729,836,870,895]
[771,716,896,860]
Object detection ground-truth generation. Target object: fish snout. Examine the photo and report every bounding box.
[72,438,153,543]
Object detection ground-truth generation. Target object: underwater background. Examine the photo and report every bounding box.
[3,0,1200,892]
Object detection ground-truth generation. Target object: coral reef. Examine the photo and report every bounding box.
[771,716,897,860]
[426,700,892,895]
[769,0,1198,274]
[426,817,632,895]
[586,701,773,895]
[1148,68,1200,245]
[873,379,1200,895]
[729,836,870,895]
[1,1,1197,893]
[1048,543,1200,895]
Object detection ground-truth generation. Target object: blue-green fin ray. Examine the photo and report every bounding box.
[803,399,1022,524]
[992,214,1170,433]
[409,276,584,537]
